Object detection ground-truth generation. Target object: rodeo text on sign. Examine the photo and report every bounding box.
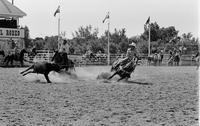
[0,28,24,38]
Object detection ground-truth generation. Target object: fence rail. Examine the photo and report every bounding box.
[0,50,196,66]
[23,50,196,66]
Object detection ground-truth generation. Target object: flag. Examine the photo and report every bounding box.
[145,16,150,25]
[103,12,109,23]
[54,6,60,17]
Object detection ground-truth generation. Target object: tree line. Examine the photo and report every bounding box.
[22,22,199,55]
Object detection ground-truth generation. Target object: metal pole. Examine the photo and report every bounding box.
[107,18,110,65]
[58,7,61,50]
[148,24,151,56]
[12,0,14,5]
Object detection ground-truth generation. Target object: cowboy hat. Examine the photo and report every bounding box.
[129,42,136,47]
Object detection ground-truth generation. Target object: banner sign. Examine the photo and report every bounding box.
[0,28,24,38]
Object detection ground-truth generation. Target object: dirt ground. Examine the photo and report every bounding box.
[0,66,198,126]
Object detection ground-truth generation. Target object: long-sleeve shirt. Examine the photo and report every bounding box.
[126,48,139,60]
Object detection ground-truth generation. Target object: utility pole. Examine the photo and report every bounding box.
[58,10,61,50]
[103,12,110,65]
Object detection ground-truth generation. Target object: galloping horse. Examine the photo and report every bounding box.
[51,51,75,71]
[108,57,139,81]
[4,49,27,67]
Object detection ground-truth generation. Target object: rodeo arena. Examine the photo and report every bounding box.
[0,0,199,126]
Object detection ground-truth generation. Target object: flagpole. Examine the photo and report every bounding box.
[108,20,110,65]
[58,7,61,50]
[107,12,110,65]
[148,24,151,56]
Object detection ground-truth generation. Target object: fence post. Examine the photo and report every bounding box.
[48,50,50,62]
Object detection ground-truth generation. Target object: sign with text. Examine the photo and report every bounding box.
[0,28,24,38]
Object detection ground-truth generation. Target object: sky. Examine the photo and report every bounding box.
[13,0,199,39]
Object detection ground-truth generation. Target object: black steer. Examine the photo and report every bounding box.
[20,62,61,83]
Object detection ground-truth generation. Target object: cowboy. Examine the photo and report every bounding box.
[119,42,139,68]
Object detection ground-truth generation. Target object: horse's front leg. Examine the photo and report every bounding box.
[108,72,117,80]
[117,76,126,82]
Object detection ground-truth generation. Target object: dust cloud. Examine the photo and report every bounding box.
[21,66,112,83]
